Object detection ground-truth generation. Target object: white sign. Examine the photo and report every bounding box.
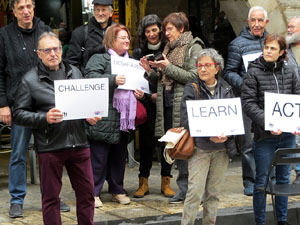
[186,98,245,137]
[265,92,300,132]
[111,55,150,94]
[242,52,262,72]
[54,78,109,120]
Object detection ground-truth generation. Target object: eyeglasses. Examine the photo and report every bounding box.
[116,36,131,41]
[38,47,62,54]
[196,63,217,69]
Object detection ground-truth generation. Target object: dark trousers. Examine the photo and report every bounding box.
[90,133,128,196]
[138,120,172,177]
[38,147,94,225]
[241,112,256,188]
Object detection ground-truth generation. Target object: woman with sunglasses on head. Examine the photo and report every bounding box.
[241,34,300,225]
[140,11,204,202]
[180,48,237,225]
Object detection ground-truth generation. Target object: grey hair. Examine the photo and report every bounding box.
[290,16,300,22]
[37,32,61,49]
[196,48,224,70]
[10,0,35,9]
[248,6,268,21]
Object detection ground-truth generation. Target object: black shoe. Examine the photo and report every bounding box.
[9,204,23,218]
[168,196,184,204]
[278,221,290,225]
[60,201,70,212]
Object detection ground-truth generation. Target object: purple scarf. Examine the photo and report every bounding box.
[110,48,137,131]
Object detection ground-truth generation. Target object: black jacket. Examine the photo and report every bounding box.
[180,76,237,158]
[241,56,300,142]
[13,61,89,153]
[0,17,51,107]
[66,17,113,72]
[224,26,267,95]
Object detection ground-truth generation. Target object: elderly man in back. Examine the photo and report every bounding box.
[224,6,269,196]
[286,16,300,184]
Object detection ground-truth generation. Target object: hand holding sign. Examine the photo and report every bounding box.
[47,108,63,124]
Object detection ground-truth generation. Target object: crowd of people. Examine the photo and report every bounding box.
[1,0,300,225]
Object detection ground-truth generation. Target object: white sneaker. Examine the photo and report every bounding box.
[112,194,130,205]
[94,196,103,208]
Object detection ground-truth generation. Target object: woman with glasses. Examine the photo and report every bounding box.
[180,48,237,225]
[84,23,135,207]
[139,11,204,202]
[241,34,300,225]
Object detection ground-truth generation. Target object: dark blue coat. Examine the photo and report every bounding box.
[224,26,267,95]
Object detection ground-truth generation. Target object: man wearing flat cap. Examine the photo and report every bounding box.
[66,0,114,72]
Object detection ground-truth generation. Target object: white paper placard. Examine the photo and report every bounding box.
[265,92,300,132]
[111,55,150,94]
[186,98,245,137]
[54,78,109,120]
[242,52,262,72]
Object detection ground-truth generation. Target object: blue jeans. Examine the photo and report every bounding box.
[253,133,295,225]
[9,122,32,204]
[295,135,300,175]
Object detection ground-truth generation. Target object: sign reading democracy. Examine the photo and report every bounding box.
[265,92,300,132]
[54,78,109,120]
[111,55,150,94]
[186,98,244,137]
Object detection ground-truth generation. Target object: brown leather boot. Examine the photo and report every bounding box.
[161,176,175,197]
[134,177,149,198]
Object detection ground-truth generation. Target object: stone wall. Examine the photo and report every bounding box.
[220,0,300,36]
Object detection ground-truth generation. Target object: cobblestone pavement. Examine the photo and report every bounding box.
[0,153,299,225]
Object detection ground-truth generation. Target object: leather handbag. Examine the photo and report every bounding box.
[166,127,195,160]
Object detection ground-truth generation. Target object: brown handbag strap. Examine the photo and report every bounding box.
[192,82,199,99]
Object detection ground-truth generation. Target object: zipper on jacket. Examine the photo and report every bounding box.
[272,64,280,94]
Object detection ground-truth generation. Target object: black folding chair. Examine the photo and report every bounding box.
[256,148,300,224]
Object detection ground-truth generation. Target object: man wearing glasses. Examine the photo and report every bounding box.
[224,6,269,196]
[13,32,100,225]
[66,0,114,72]
[0,0,52,218]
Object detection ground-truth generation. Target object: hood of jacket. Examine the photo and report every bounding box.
[249,55,285,73]
[239,26,268,42]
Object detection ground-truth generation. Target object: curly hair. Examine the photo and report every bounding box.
[196,48,224,70]
[136,14,164,50]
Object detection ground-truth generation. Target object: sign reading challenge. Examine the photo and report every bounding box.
[54,78,109,120]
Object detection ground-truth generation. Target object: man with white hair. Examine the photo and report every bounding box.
[286,16,300,184]
[66,0,114,72]
[224,6,269,196]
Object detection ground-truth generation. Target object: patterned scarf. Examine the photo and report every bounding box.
[161,31,193,90]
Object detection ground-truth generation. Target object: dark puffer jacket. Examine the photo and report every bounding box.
[241,56,300,142]
[224,26,267,95]
[84,52,121,144]
[180,76,237,158]
[13,61,89,153]
[66,17,114,72]
[0,17,51,107]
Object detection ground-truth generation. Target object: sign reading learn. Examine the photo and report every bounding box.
[186,98,244,137]
[265,92,300,132]
[54,78,109,120]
